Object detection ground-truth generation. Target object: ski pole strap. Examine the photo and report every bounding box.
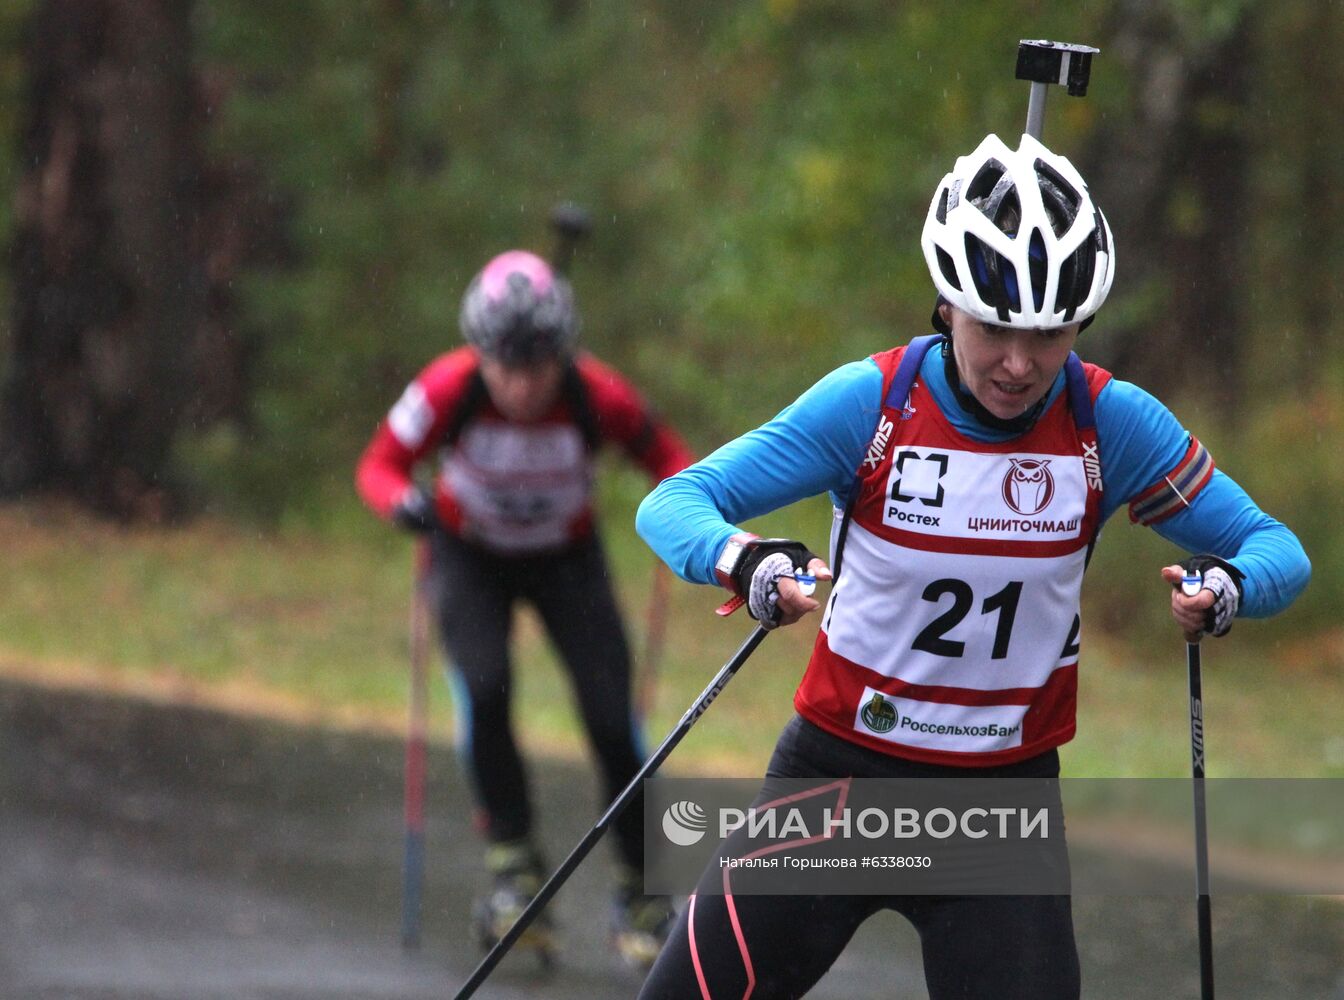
[1177,554,1245,638]
[830,334,941,591]
[713,536,818,617]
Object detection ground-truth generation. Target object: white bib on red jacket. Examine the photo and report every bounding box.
[441,419,590,552]
[794,336,1111,766]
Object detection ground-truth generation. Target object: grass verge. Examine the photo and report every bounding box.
[3,497,1339,783]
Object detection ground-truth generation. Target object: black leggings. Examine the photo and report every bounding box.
[429,530,645,869]
[638,716,1080,999]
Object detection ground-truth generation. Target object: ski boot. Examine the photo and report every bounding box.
[610,868,676,970]
[471,840,557,971]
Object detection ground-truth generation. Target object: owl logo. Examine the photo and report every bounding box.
[1001,458,1055,515]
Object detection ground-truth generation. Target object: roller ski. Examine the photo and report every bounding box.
[610,868,676,970]
[471,842,557,972]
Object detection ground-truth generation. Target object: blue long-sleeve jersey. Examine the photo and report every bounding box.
[637,344,1309,618]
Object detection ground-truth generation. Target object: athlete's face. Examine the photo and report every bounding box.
[941,305,1080,421]
[478,355,565,422]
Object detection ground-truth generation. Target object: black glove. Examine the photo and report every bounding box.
[732,538,818,626]
[392,486,440,534]
[1178,554,1245,638]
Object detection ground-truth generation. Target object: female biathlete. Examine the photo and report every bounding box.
[634,134,1310,998]
[357,249,693,967]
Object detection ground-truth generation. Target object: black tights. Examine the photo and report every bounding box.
[429,531,645,869]
[638,717,1081,999]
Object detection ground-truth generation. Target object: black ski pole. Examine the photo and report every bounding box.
[400,540,432,950]
[1181,567,1215,1000]
[451,623,771,1000]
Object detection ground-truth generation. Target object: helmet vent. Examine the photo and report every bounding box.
[967,160,1021,236]
[1063,240,1095,317]
[1028,229,1047,311]
[935,247,961,291]
[966,234,1018,317]
[1034,159,1082,237]
[966,159,1007,203]
[1092,207,1108,254]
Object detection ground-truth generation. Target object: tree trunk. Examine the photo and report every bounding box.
[1081,1,1253,411]
[0,0,201,520]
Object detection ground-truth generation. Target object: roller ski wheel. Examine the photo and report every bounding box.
[610,881,676,971]
[470,892,557,970]
[472,843,557,972]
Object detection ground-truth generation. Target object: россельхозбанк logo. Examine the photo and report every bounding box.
[860,692,898,734]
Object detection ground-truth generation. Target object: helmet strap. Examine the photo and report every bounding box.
[940,337,1046,434]
[929,296,952,335]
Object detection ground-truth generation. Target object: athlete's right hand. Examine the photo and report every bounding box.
[732,539,829,629]
[392,486,440,534]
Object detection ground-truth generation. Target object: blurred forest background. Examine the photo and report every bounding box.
[0,0,1338,776]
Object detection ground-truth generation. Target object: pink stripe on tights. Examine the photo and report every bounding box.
[687,889,757,1000]
[724,883,757,998]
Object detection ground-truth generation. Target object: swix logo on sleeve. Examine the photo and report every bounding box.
[865,416,897,473]
[863,415,895,470]
[866,373,920,471]
[1082,441,1103,492]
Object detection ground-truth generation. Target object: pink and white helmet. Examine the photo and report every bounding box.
[921,133,1115,330]
[459,250,578,364]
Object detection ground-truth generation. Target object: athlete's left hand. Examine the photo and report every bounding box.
[772,558,833,628]
[1161,556,1243,643]
[1163,565,1213,643]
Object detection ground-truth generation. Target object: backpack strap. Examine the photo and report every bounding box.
[558,362,601,451]
[1063,350,1104,567]
[883,334,942,409]
[1062,351,1097,435]
[830,335,941,585]
[442,359,599,452]
[442,366,489,447]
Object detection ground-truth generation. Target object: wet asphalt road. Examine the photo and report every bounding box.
[1,679,1341,999]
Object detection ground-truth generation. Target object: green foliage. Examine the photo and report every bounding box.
[3,0,1342,652]
[1232,381,1344,641]
[173,0,1344,652]
[189,0,1127,502]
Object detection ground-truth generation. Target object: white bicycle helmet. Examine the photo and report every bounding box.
[459,250,579,365]
[921,133,1115,330]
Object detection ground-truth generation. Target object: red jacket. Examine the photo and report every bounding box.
[356,347,692,553]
